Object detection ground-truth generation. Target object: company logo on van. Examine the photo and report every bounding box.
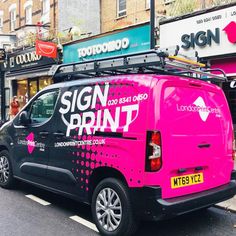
[176,96,220,122]
[58,83,148,137]
[17,132,46,154]
[26,132,35,154]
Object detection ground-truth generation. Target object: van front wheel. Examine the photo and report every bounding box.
[0,150,15,189]
[91,178,138,236]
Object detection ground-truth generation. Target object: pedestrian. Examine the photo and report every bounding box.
[9,96,20,119]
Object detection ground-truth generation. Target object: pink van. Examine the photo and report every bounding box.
[0,51,236,236]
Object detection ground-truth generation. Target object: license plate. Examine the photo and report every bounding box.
[171,173,204,189]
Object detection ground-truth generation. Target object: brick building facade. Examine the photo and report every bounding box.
[0,0,57,33]
[100,0,166,33]
[0,0,100,47]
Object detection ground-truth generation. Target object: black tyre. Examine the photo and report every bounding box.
[0,150,15,189]
[92,178,138,236]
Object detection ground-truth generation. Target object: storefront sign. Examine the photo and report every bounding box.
[160,5,236,58]
[181,28,220,49]
[78,38,130,59]
[63,24,150,63]
[36,40,58,58]
[7,47,57,72]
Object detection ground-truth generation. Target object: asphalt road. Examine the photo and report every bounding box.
[0,181,235,236]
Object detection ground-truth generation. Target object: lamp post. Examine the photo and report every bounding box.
[150,0,155,49]
[0,48,6,122]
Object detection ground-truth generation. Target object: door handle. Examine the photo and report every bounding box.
[198,143,211,148]
[39,131,49,137]
[53,132,65,138]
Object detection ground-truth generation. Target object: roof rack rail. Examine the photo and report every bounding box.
[49,48,228,82]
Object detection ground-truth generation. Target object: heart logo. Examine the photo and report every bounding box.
[223,21,236,44]
[26,132,35,154]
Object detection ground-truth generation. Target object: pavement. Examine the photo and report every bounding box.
[215,160,236,213]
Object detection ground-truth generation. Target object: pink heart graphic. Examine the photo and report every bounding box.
[26,132,35,154]
[223,21,236,44]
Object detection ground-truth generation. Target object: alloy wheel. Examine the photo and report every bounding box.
[0,156,9,184]
[96,187,122,232]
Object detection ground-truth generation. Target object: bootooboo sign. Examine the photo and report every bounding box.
[58,82,148,137]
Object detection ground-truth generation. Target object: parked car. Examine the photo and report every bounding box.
[0,51,236,236]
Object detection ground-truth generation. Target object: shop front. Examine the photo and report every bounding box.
[159,3,236,128]
[160,3,236,75]
[63,23,151,63]
[6,47,58,116]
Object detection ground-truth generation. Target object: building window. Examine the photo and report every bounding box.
[0,17,3,28]
[10,9,16,31]
[25,6,32,24]
[164,0,175,5]
[117,0,126,18]
[24,1,33,25]
[146,0,150,9]
[42,0,50,15]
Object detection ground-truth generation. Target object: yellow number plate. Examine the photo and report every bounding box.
[171,173,204,189]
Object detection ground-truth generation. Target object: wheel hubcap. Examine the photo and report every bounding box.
[96,187,122,232]
[0,156,9,184]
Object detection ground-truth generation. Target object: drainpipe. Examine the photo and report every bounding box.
[53,0,56,32]
[150,0,155,49]
[19,0,21,28]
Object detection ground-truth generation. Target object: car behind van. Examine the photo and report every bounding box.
[0,51,236,236]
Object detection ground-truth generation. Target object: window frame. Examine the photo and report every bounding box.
[0,17,3,28]
[10,9,16,31]
[28,89,59,125]
[25,5,32,25]
[42,0,50,15]
[14,89,60,128]
[117,0,127,18]
[146,0,150,9]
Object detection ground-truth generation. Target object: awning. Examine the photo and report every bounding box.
[6,66,52,80]
[211,58,236,76]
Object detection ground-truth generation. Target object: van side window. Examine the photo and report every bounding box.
[29,90,59,124]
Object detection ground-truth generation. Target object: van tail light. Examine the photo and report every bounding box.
[146,131,162,172]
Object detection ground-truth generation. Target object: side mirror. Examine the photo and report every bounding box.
[19,111,30,125]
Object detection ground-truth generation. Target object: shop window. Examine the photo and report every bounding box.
[30,90,59,124]
[117,0,126,18]
[29,80,38,99]
[39,77,52,91]
[17,80,28,108]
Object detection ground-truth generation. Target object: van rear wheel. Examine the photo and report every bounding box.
[91,178,138,236]
[0,150,15,189]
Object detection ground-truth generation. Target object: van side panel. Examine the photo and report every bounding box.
[51,75,152,199]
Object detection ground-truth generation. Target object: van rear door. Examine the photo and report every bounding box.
[159,78,234,199]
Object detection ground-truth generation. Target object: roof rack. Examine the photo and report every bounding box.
[49,48,228,82]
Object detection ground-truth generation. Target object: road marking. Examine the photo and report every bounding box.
[69,215,98,232]
[25,194,51,206]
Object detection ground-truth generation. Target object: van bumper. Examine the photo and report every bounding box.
[131,170,236,220]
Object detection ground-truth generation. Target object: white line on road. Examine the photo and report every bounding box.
[25,194,51,206]
[70,215,99,232]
